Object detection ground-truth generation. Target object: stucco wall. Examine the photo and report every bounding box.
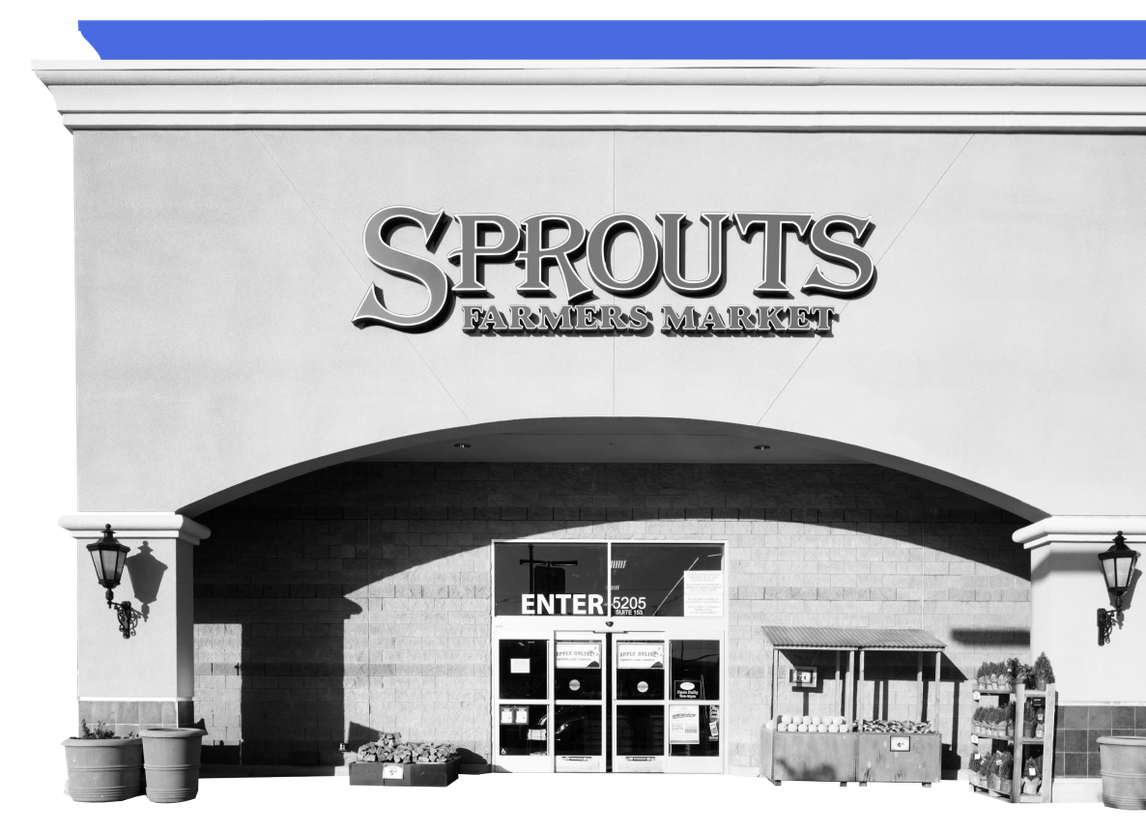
[1031,543,1146,703]
[191,461,1027,773]
[71,129,1146,518]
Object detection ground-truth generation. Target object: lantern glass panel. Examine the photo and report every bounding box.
[89,549,106,583]
[1114,554,1135,591]
[1101,556,1118,592]
[94,547,124,586]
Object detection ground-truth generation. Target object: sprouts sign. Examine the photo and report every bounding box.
[353,207,876,336]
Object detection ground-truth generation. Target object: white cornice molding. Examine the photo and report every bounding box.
[1013,516,1146,549]
[33,61,1146,132]
[59,513,211,546]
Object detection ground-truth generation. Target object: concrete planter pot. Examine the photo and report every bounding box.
[1098,736,1146,810]
[62,737,143,802]
[141,728,204,803]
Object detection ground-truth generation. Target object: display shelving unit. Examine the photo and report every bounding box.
[969,682,1056,804]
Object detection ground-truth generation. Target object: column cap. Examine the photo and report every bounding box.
[1013,515,1146,549]
[59,512,211,546]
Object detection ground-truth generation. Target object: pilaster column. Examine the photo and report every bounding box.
[1014,516,1146,702]
[60,513,210,734]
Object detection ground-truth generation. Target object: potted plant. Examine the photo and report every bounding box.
[968,753,984,787]
[1004,702,1016,738]
[997,751,1015,795]
[989,706,1003,736]
[992,661,1007,690]
[1005,657,1021,692]
[1033,652,1055,691]
[62,720,143,802]
[976,662,990,690]
[1014,662,1036,690]
[1023,700,1038,738]
[986,751,1002,790]
[1022,754,1043,795]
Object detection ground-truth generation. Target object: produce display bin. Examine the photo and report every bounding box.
[349,756,461,787]
[761,727,855,784]
[761,626,946,787]
[855,732,941,784]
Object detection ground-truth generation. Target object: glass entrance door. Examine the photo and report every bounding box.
[553,633,606,772]
[614,635,667,772]
[612,634,723,773]
[494,630,722,773]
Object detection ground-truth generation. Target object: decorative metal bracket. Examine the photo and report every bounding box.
[1097,606,1123,646]
[106,589,143,639]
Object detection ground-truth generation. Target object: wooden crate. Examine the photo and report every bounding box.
[348,756,461,788]
[855,733,940,784]
[760,727,856,784]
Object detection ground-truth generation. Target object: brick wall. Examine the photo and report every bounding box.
[192,462,1028,774]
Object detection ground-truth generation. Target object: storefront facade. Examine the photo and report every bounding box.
[38,56,1145,796]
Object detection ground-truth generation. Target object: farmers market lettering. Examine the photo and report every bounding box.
[353,207,876,334]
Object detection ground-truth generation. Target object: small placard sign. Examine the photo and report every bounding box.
[382,764,403,779]
[788,667,817,688]
[890,736,911,752]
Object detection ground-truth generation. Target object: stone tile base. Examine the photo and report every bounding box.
[77,698,193,737]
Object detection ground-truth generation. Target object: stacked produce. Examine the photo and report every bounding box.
[357,733,459,764]
[858,719,934,734]
[765,715,853,733]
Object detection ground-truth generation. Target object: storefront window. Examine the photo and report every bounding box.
[671,639,720,700]
[498,639,548,700]
[493,542,608,616]
[611,543,724,618]
[494,542,723,619]
[498,704,549,756]
[669,705,720,757]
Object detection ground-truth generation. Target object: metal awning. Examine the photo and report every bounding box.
[761,626,946,651]
[763,626,946,727]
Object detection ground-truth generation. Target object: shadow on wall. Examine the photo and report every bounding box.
[190,461,1029,772]
[124,541,168,619]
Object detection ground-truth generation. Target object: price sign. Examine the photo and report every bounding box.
[382,764,403,779]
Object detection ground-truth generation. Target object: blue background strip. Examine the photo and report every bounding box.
[78,20,1146,60]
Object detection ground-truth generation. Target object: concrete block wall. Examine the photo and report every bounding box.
[192,462,1028,774]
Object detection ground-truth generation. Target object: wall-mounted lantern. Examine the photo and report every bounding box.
[87,524,141,639]
[1097,531,1140,646]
